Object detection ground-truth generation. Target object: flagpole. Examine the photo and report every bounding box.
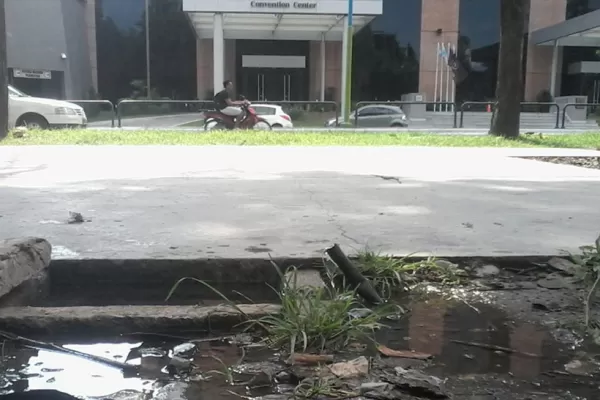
[451,44,456,112]
[342,0,354,124]
[434,42,439,112]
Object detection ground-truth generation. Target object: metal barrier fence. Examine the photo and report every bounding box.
[71,98,596,130]
[354,101,458,128]
[115,99,337,128]
[459,101,560,129]
[561,103,600,129]
[252,100,339,127]
[67,100,116,128]
[116,99,214,128]
[459,101,496,129]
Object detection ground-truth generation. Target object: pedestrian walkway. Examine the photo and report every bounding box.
[1,146,599,259]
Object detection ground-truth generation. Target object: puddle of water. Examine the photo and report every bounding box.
[1,298,598,399]
[0,342,150,398]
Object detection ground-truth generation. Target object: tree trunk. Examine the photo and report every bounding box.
[0,0,7,140]
[490,0,529,138]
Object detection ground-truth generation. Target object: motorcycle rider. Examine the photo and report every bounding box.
[214,80,249,128]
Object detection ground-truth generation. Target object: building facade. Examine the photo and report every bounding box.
[5,0,97,99]
[5,0,600,104]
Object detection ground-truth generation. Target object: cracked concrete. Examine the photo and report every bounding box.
[1,146,600,259]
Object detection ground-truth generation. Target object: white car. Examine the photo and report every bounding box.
[7,85,87,130]
[251,104,293,128]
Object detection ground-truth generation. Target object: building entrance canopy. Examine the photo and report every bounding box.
[183,0,382,41]
[531,9,600,47]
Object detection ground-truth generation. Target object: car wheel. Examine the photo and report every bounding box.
[272,124,283,129]
[18,114,49,130]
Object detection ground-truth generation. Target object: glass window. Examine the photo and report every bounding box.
[457,0,501,102]
[567,0,600,19]
[8,85,27,97]
[253,106,277,115]
[352,0,422,101]
[96,0,196,102]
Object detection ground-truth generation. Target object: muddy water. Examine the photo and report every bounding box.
[0,299,598,399]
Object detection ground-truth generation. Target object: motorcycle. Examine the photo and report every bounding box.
[203,98,271,131]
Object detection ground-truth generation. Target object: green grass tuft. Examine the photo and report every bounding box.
[3,129,600,148]
[352,250,464,298]
[252,266,398,353]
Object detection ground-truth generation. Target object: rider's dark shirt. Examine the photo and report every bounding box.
[214,89,230,110]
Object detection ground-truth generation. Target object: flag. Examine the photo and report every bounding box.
[447,46,458,72]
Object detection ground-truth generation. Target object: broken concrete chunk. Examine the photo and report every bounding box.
[284,268,326,290]
[378,367,448,398]
[537,273,575,290]
[68,211,85,224]
[328,356,369,378]
[151,382,189,400]
[564,359,598,376]
[547,257,577,275]
[474,264,500,277]
[360,382,391,393]
[0,237,51,298]
[172,342,196,358]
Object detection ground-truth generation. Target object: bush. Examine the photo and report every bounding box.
[535,89,554,113]
[287,108,305,121]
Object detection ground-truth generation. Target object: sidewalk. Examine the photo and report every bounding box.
[1,146,599,259]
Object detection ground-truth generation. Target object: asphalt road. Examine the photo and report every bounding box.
[89,113,204,129]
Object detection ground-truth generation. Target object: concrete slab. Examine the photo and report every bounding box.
[1,146,600,259]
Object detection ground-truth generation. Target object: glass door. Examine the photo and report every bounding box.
[257,73,265,101]
[283,73,292,101]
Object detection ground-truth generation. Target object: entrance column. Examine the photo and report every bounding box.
[550,40,559,97]
[320,34,326,102]
[341,16,349,121]
[524,0,566,100]
[213,13,224,95]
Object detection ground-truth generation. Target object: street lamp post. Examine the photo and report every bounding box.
[342,0,353,124]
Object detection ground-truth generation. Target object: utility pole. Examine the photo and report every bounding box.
[0,0,7,139]
[341,0,353,124]
[145,0,151,98]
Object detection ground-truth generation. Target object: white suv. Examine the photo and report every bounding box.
[7,85,87,130]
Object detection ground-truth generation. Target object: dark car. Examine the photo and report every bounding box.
[325,105,408,128]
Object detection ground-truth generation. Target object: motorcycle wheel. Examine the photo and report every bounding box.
[253,120,272,131]
[204,120,228,131]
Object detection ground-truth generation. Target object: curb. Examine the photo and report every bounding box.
[0,304,281,337]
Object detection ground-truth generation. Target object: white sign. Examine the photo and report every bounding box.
[183,0,382,15]
[250,1,317,9]
[13,69,52,80]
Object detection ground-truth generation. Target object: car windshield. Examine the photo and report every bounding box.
[8,85,28,97]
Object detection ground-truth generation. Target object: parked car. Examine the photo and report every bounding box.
[251,104,293,128]
[325,104,408,128]
[7,85,87,130]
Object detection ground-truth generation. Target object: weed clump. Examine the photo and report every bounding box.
[570,234,600,334]
[167,266,400,354]
[252,267,398,353]
[348,250,464,299]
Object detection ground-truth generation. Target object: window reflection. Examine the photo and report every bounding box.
[456,0,500,103]
[96,0,196,102]
[352,0,422,101]
[566,0,600,19]
[562,1,600,97]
